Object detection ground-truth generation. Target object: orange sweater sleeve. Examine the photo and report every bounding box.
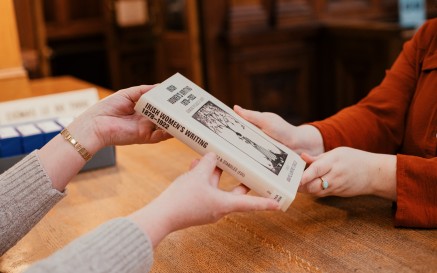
[396,155,437,227]
[311,20,437,228]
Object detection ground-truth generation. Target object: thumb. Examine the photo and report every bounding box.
[120,84,157,102]
[233,105,264,127]
[301,152,317,164]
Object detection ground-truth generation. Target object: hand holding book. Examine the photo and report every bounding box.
[128,152,280,248]
[135,73,305,211]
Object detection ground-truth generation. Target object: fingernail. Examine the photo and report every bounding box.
[205,152,216,160]
[274,201,281,209]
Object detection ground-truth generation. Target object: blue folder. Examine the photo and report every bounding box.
[16,124,45,153]
[0,126,22,157]
[36,120,62,144]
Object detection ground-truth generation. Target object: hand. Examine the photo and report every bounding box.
[39,85,172,191]
[68,85,172,154]
[299,147,397,200]
[233,105,324,156]
[128,152,280,247]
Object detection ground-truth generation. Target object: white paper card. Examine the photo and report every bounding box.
[0,127,20,139]
[0,88,99,126]
[56,117,74,128]
[36,121,62,133]
[16,124,41,136]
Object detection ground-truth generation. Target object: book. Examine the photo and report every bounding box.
[134,73,305,211]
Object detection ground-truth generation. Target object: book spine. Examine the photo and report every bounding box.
[136,97,291,211]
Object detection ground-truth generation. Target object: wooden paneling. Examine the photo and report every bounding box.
[154,0,203,86]
[228,0,270,32]
[316,20,413,118]
[14,0,205,90]
[226,25,318,122]
[43,0,105,40]
[276,0,314,28]
[199,0,437,122]
[201,1,319,123]
[198,1,231,103]
[104,0,156,89]
[14,0,51,78]
[0,0,28,87]
[11,0,437,114]
[0,0,25,71]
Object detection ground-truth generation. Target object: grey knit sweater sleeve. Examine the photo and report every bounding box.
[0,151,154,273]
[25,218,154,273]
[0,151,65,255]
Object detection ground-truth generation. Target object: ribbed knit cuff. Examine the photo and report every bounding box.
[0,151,65,256]
[26,218,154,273]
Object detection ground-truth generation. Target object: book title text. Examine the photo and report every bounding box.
[141,102,209,149]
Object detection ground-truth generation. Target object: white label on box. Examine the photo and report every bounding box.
[0,127,20,139]
[56,117,74,128]
[0,88,99,126]
[16,124,41,136]
[36,121,62,133]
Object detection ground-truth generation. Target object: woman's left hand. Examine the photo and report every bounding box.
[299,147,397,201]
[68,85,172,154]
[40,85,173,192]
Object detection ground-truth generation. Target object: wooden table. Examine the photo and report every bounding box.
[0,76,112,102]
[1,77,436,273]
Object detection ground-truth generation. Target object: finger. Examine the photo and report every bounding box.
[297,183,306,192]
[189,159,200,170]
[233,105,267,128]
[231,184,250,195]
[120,84,158,103]
[149,129,173,143]
[301,160,330,186]
[191,152,217,176]
[301,152,317,164]
[299,178,324,194]
[138,84,158,95]
[210,167,223,187]
[138,122,160,143]
[227,195,280,212]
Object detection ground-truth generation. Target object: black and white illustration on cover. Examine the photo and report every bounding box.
[192,101,288,175]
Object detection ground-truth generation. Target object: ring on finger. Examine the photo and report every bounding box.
[319,177,329,190]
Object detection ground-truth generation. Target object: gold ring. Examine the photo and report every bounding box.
[320,177,329,190]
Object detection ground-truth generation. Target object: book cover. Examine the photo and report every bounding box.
[134,73,305,211]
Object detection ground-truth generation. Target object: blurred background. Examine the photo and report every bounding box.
[12,0,437,123]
